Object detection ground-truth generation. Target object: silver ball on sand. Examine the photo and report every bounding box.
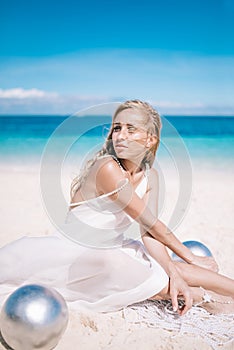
[172,240,212,262]
[0,284,68,350]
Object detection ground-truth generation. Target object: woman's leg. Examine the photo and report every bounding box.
[150,263,234,314]
[151,284,234,314]
[174,262,234,298]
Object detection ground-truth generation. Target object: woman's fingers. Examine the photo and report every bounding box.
[169,280,193,315]
[170,289,179,312]
[192,256,219,272]
[179,290,193,316]
[210,257,219,272]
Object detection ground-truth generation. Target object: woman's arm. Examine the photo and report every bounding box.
[97,159,218,271]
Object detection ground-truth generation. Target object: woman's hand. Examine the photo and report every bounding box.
[190,255,219,272]
[169,270,193,316]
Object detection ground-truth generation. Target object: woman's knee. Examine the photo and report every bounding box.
[149,284,170,300]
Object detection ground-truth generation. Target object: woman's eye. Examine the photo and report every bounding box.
[127,126,136,133]
[113,126,121,132]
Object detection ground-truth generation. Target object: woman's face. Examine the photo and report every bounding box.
[111,109,150,162]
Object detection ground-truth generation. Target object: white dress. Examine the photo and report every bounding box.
[0,174,168,312]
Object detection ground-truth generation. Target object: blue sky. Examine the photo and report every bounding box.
[0,0,233,115]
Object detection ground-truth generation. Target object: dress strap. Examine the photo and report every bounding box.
[69,178,129,207]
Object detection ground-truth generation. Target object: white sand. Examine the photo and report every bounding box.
[0,161,233,349]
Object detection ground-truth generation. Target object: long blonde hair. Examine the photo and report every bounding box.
[70,100,162,198]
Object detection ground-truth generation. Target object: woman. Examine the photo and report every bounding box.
[0,100,233,315]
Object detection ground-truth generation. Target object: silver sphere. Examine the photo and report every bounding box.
[0,284,69,350]
[172,240,212,262]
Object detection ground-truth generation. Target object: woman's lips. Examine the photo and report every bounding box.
[115,143,128,149]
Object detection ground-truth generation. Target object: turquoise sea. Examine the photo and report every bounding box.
[0,115,234,173]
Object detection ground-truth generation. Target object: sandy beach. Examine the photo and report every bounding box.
[0,161,233,350]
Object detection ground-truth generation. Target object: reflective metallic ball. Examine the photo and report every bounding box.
[172,240,212,262]
[0,284,69,350]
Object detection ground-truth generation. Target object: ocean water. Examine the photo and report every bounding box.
[0,115,234,173]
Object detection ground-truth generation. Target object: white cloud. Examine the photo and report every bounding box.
[0,87,233,115]
[0,88,118,114]
[0,88,58,99]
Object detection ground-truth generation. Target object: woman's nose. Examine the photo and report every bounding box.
[117,127,128,140]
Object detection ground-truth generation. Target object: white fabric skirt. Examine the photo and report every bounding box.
[0,234,168,312]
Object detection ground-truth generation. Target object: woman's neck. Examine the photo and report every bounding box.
[120,159,143,176]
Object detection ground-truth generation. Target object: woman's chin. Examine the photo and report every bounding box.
[114,149,128,158]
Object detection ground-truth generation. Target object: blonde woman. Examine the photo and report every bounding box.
[0,100,233,315]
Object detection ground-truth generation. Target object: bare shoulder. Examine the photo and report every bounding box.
[94,155,123,176]
[94,156,126,194]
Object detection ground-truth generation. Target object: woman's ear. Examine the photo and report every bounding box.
[146,135,157,148]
